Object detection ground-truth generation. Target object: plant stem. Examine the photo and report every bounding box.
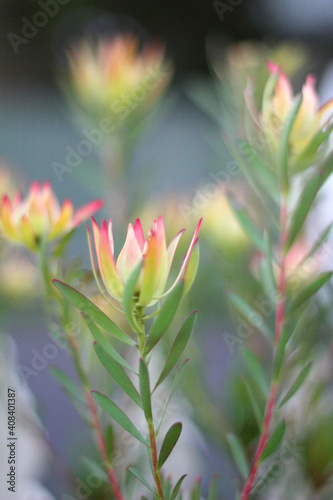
[148,419,164,499]
[240,196,288,500]
[67,333,124,500]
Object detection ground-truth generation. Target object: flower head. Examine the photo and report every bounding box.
[0,181,103,250]
[246,62,333,170]
[66,35,172,123]
[88,216,201,307]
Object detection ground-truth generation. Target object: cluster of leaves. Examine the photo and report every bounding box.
[52,270,198,498]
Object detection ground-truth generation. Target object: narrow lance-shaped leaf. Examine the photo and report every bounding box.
[158,422,182,469]
[239,377,264,430]
[223,136,279,223]
[287,151,333,250]
[94,342,142,408]
[170,475,187,500]
[123,261,143,334]
[156,359,189,435]
[226,433,249,480]
[238,141,280,201]
[183,242,200,296]
[83,313,135,373]
[227,291,273,343]
[287,272,333,316]
[241,347,269,397]
[286,172,322,251]
[292,120,333,173]
[49,365,85,403]
[191,478,201,500]
[259,420,286,463]
[92,391,148,446]
[154,311,197,391]
[143,282,184,355]
[208,473,218,500]
[278,362,313,408]
[139,358,152,422]
[261,231,277,298]
[299,221,333,266]
[81,456,108,481]
[278,94,303,189]
[127,467,156,495]
[227,196,265,252]
[52,280,134,346]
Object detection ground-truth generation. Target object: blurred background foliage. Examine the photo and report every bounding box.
[1,1,333,499]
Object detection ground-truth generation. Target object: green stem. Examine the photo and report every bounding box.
[136,313,164,499]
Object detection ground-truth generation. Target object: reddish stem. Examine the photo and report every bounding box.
[68,335,124,500]
[148,420,164,499]
[240,197,287,500]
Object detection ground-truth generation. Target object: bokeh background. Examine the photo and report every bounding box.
[1,1,333,499]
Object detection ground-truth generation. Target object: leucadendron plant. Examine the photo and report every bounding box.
[53,216,202,499]
[223,63,333,499]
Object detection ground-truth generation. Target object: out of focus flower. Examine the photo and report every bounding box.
[66,36,172,125]
[0,252,41,300]
[0,166,17,200]
[204,40,307,134]
[247,62,333,170]
[88,216,201,307]
[200,187,249,256]
[0,181,103,250]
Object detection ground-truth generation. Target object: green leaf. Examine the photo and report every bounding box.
[81,456,108,481]
[49,365,85,403]
[226,433,249,480]
[158,422,182,469]
[278,362,313,408]
[123,262,143,334]
[287,151,333,250]
[127,467,156,495]
[52,280,134,346]
[260,420,286,462]
[105,424,114,460]
[260,231,277,299]
[208,473,218,500]
[227,197,265,252]
[83,314,135,373]
[156,359,189,435]
[292,121,333,173]
[273,329,287,381]
[162,475,172,499]
[239,378,264,430]
[286,173,322,251]
[94,342,142,408]
[139,358,152,421]
[92,391,148,446]
[224,139,278,224]
[154,311,197,391]
[278,94,303,189]
[144,282,184,355]
[170,475,187,500]
[238,141,279,201]
[241,347,269,397]
[183,242,200,296]
[190,478,201,500]
[297,222,333,267]
[228,291,273,344]
[52,229,76,258]
[287,272,333,315]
